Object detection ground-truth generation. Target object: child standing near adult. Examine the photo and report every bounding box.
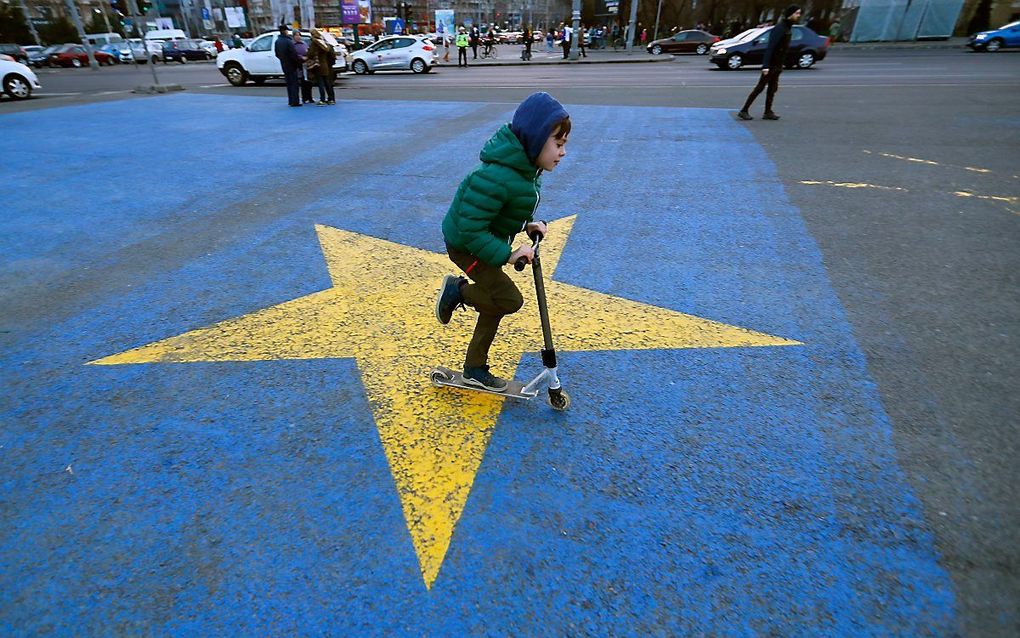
[434,92,571,391]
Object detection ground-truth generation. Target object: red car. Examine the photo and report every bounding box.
[48,44,116,67]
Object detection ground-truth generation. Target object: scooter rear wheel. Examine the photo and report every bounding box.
[430,370,451,386]
[547,388,570,411]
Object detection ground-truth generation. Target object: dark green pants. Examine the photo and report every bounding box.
[447,244,524,369]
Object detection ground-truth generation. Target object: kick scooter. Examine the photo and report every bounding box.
[430,231,570,411]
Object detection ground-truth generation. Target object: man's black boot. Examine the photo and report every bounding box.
[737,110,753,120]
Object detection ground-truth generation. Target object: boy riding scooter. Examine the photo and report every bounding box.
[435,92,571,392]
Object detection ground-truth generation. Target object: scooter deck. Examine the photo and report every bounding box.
[430,366,538,400]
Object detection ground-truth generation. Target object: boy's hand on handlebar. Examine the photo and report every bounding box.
[525,221,547,238]
[509,245,535,265]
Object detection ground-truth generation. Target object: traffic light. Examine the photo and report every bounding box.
[139,0,151,14]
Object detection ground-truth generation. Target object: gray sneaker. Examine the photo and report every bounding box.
[462,365,508,392]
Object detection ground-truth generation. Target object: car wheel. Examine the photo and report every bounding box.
[696,43,708,55]
[3,73,32,100]
[651,44,662,55]
[225,63,248,86]
[71,58,82,68]
[353,59,369,74]
[986,38,1003,52]
[411,57,426,73]
[180,56,187,64]
[151,56,158,64]
[726,53,743,70]
[797,51,816,68]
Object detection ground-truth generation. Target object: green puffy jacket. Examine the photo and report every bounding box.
[442,124,541,266]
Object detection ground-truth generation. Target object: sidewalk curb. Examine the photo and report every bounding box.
[434,54,675,68]
[831,39,967,51]
[131,83,186,94]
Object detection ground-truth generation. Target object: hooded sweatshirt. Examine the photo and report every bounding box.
[442,93,569,266]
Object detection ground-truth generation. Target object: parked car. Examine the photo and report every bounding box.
[162,39,214,63]
[967,20,1020,52]
[1,57,41,100]
[0,43,28,64]
[508,30,544,44]
[128,38,163,63]
[647,29,719,55]
[47,44,117,67]
[99,42,130,63]
[28,45,59,67]
[22,45,44,59]
[195,39,219,57]
[709,25,829,70]
[102,41,147,63]
[349,35,436,74]
[217,30,349,86]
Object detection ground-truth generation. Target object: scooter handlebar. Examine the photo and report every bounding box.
[513,231,543,271]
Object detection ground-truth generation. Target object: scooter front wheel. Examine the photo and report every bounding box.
[547,388,570,411]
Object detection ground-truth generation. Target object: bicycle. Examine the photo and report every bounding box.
[481,42,498,59]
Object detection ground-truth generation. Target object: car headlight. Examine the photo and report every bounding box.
[713,47,726,55]
[975,33,988,39]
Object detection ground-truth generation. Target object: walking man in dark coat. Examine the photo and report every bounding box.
[738,5,801,121]
[274,25,302,107]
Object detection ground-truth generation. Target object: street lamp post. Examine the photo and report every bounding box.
[653,0,662,41]
[18,0,42,45]
[625,0,638,52]
[568,0,579,60]
[96,4,114,35]
[65,0,101,70]
[127,0,161,85]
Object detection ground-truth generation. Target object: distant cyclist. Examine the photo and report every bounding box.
[483,28,497,57]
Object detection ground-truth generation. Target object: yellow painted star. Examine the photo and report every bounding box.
[90,216,800,588]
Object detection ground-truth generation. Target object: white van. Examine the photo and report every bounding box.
[85,33,125,46]
[144,29,188,42]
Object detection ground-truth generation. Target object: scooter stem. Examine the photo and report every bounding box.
[514,232,556,355]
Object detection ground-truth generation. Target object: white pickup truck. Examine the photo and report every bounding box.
[216,31,348,86]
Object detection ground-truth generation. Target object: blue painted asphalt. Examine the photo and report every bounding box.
[0,95,956,635]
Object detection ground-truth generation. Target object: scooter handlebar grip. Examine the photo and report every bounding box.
[514,257,528,271]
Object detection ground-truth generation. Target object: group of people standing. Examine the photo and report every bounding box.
[274,24,337,108]
[552,23,588,59]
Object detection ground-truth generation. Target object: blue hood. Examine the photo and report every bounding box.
[510,92,569,165]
